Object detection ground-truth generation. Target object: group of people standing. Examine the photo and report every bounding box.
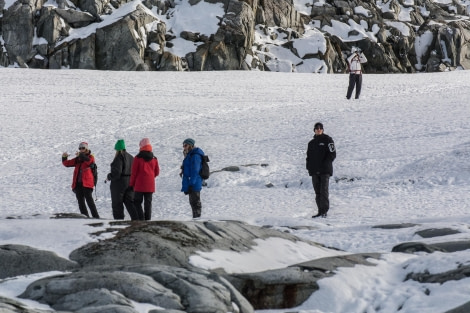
[62,137,204,220]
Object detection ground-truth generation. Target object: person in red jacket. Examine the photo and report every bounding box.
[129,138,160,220]
[62,142,100,218]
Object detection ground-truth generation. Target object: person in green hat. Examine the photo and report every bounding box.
[105,139,138,220]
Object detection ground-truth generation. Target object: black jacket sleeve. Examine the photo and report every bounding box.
[109,154,124,181]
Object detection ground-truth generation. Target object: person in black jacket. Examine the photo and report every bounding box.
[105,139,138,220]
[306,122,336,218]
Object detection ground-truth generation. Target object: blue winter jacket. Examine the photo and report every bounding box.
[181,147,204,192]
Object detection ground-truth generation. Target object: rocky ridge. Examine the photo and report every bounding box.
[1,0,470,72]
[1,218,470,312]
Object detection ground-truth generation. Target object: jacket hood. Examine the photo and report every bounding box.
[136,150,154,161]
[189,147,204,156]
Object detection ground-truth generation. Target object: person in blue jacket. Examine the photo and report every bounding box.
[181,138,204,218]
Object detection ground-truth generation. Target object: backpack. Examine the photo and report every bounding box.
[199,155,210,180]
[90,162,98,186]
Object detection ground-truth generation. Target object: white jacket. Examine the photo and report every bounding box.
[348,52,367,74]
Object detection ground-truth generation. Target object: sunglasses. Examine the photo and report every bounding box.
[183,144,189,147]
[79,147,86,150]
[314,127,323,130]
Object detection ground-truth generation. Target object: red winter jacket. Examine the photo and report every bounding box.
[62,152,95,190]
[130,151,160,193]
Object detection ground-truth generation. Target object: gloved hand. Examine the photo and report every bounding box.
[127,186,134,192]
[107,173,112,181]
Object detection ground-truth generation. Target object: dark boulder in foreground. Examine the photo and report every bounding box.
[0,244,78,279]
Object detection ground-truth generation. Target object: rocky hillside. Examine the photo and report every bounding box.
[1,0,470,72]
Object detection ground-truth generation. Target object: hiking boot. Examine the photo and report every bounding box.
[312,213,322,218]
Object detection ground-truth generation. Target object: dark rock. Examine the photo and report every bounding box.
[392,242,445,253]
[373,223,418,229]
[221,166,241,172]
[224,253,381,309]
[0,244,79,279]
[406,264,470,284]
[95,5,158,70]
[415,228,461,238]
[444,300,470,313]
[69,220,306,268]
[433,241,470,252]
[19,270,183,311]
[2,1,36,64]
[0,295,57,313]
[36,7,70,44]
[19,265,255,313]
[55,8,96,28]
[392,241,470,253]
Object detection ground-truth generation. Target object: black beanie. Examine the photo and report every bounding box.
[314,122,324,130]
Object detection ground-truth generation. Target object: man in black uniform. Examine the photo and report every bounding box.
[306,122,336,218]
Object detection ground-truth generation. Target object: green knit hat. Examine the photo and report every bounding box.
[114,139,126,151]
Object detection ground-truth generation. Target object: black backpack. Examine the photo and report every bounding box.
[200,155,210,180]
[90,162,98,186]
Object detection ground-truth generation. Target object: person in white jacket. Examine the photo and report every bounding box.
[346,48,367,99]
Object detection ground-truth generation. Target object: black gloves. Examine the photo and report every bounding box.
[107,173,112,181]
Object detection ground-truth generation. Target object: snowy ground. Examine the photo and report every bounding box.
[1,68,470,313]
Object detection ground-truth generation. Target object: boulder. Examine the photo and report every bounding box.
[261,0,303,32]
[372,223,419,229]
[415,227,461,238]
[36,7,70,44]
[55,8,96,27]
[0,296,57,313]
[392,240,470,253]
[187,0,255,70]
[224,253,381,309]
[19,265,254,313]
[2,1,36,64]
[406,264,470,284]
[0,244,79,279]
[95,5,158,70]
[73,0,109,19]
[68,35,97,69]
[69,220,306,268]
[444,301,470,313]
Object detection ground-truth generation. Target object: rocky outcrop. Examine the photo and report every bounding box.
[1,0,470,72]
[186,0,255,70]
[2,221,470,312]
[225,253,381,309]
[0,296,57,313]
[19,265,254,313]
[69,220,307,268]
[0,244,78,279]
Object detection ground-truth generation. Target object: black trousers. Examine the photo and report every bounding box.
[74,183,99,218]
[134,192,153,220]
[312,174,330,215]
[189,191,202,218]
[110,182,138,220]
[346,73,362,99]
